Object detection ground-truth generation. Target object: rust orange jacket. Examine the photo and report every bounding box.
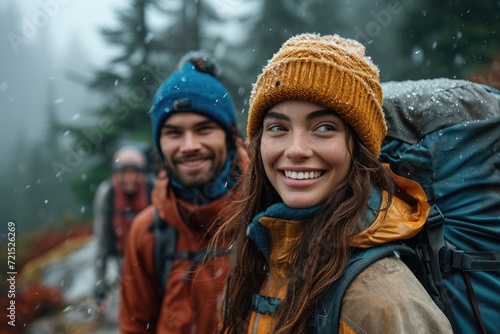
[120,148,247,334]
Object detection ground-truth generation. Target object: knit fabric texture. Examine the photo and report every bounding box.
[150,60,237,160]
[247,33,386,157]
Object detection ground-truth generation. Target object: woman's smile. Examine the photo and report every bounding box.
[261,100,352,208]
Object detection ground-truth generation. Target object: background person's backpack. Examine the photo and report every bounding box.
[106,178,154,255]
[308,79,500,334]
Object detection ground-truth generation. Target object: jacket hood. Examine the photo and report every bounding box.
[350,164,430,248]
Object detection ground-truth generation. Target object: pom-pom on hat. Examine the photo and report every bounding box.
[247,33,386,157]
[112,146,146,172]
[150,51,237,161]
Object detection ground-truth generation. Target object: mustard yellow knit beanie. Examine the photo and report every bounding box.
[247,33,386,157]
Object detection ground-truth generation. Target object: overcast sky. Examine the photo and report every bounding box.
[0,0,255,160]
[12,0,122,65]
[0,0,125,161]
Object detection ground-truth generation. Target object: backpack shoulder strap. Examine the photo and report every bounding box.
[152,208,232,299]
[153,209,177,297]
[107,181,115,218]
[105,182,118,255]
[146,176,154,203]
[307,243,414,333]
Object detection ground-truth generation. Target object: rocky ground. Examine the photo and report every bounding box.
[25,288,119,334]
[20,238,121,333]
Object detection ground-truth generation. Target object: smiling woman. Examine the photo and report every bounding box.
[261,101,351,209]
[213,33,453,334]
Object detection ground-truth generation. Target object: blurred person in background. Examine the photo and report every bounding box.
[93,145,154,312]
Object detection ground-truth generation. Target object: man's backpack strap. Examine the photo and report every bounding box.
[182,247,232,281]
[153,209,177,297]
[146,177,154,203]
[152,209,232,298]
[307,243,414,333]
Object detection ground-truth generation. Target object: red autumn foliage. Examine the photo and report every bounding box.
[21,225,93,265]
[0,222,93,333]
[0,282,63,333]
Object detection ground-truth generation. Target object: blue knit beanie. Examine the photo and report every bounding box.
[150,53,237,161]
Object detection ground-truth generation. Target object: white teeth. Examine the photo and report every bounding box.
[183,160,204,166]
[284,170,322,180]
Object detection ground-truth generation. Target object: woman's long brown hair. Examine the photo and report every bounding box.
[211,125,394,334]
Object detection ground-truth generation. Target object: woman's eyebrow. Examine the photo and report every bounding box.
[264,109,340,122]
[263,111,289,121]
[306,109,338,121]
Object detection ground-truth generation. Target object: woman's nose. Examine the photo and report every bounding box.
[285,132,313,160]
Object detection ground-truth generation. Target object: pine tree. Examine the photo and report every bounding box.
[42,82,80,223]
[67,0,222,208]
[62,0,163,207]
[390,0,500,80]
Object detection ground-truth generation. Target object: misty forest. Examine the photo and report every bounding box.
[1,0,499,332]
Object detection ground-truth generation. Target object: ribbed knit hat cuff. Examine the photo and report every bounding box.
[248,59,386,157]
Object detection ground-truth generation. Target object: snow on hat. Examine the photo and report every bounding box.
[247,33,386,157]
[112,146,146,172]
[149,51,237,161]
